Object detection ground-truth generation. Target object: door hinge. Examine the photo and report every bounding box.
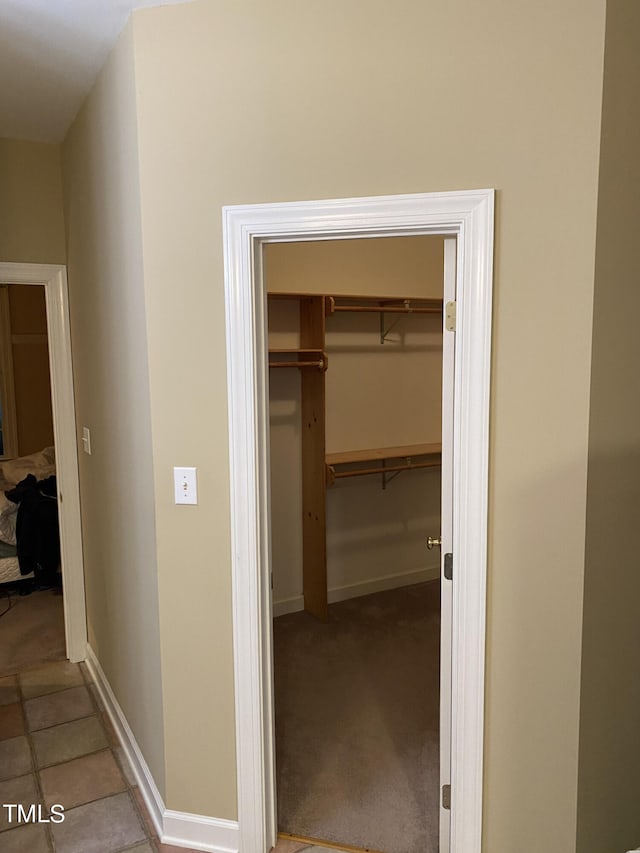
[270,572,273,590]
[444,553,453,581]
[442,783,451,810]
[445,300,456,331]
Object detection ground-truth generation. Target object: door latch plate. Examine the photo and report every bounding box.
[444,553,453,580]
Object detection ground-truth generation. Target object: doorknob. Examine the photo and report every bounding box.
[427,536,441,550]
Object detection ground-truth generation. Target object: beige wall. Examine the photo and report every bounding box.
[577,1,640,850]
[0,138,66,265]
[264,237,444,299]
[129,1,607,845]
[266,238,443,609]
[61,21,166,795]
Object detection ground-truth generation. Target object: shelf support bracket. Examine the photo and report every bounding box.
[380,300,412,344]
[380,313,402,344]
[382,457,413,489]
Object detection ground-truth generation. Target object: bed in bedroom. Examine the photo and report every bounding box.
[0,446,58,590]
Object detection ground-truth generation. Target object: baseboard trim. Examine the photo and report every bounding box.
[272,595,305,617]
[328,565,440,604]
[86,645,240,852]
[163,810,239,853]
[85,646,165,837]
[273,565,440,617]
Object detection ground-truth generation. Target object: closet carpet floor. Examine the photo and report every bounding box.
[274,581,441,853]
[0,589,65,678]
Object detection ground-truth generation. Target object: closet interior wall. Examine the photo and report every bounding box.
[0,284,54,458]
[265,236,445,616]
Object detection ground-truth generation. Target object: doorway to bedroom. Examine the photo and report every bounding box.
[0,263,85,672]
[0,283,65,675]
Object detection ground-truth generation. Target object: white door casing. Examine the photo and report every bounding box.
[0,263,86,663]
[223,190,494,853]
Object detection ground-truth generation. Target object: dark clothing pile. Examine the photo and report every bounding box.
[5,474,60,586]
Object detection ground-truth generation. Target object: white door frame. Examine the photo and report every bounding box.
[0,263,86,663]
[223,190,494,853]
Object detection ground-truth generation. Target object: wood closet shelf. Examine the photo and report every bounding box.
[326,442,442,466]
[325,295,442,316]
[267,291,443,316]
[326,443,442,486]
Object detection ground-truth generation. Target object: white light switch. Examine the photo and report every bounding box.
[174,467,197,505]
[82,427,91,455]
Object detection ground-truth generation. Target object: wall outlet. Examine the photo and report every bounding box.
[174,467,197,505]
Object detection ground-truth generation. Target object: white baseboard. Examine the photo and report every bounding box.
[272,595,305,617]
[85,646,165,837]
[163,810,239,853]
[329,565,440,603]
[273,565,440,617]
[86,645,239,853]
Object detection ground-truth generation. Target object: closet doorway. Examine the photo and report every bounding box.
[266,235,451,853]
[0,264,85,665]
[223,190,493,853]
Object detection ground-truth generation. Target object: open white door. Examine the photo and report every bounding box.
[439,237,456,850]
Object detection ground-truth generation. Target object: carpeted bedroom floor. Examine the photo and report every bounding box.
[274,581,440,853]
[0,588,65,677]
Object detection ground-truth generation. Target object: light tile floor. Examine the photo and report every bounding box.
[0,660,344,853]
[0,661,203,852]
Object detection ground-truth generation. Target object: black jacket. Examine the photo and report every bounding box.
[5,475,60,580]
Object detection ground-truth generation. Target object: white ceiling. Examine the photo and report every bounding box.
[0,0,192,144]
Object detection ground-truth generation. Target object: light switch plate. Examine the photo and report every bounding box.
[174,467,197,505]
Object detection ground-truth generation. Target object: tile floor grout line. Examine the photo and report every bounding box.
[36,741,112,771]
[25,709,97,735]
[37,754,131,808]
[15,665,57,852]
[23,679,96,722]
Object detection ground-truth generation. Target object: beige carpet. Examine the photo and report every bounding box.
[274,582,440,853]
[0,587,66,677]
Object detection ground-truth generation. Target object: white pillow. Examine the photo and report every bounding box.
[1,446,56,486]
[0,493,18,545]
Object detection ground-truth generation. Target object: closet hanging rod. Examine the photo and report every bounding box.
[269,360,326,370]
[268,349,327,370]
[269,348,323,354]
[327,457,441,484]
